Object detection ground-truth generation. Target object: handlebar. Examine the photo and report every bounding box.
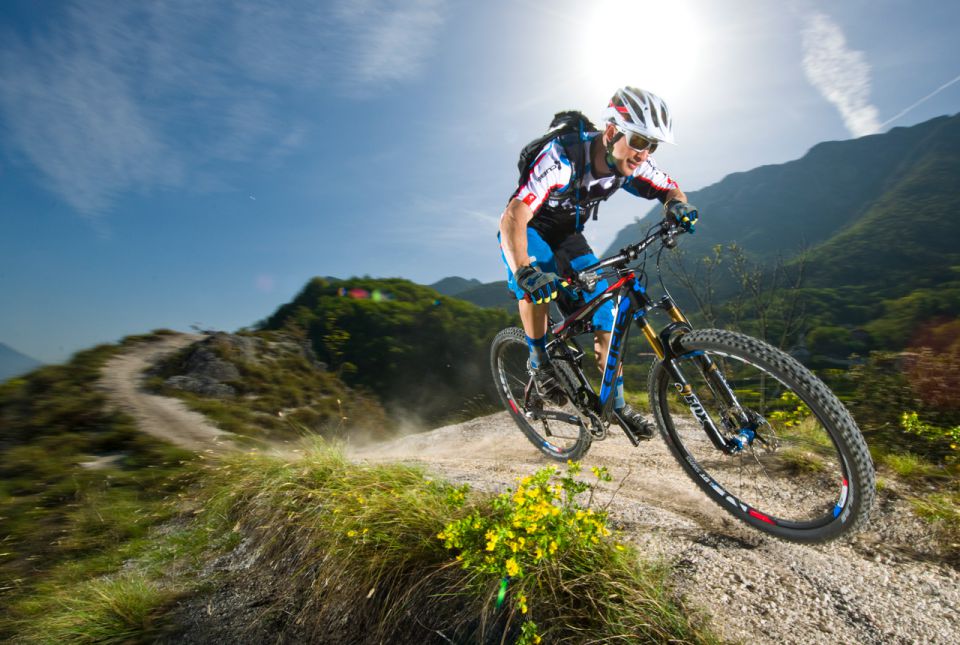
[567,219,686,293]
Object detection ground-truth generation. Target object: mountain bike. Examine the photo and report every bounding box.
[490,219,875,543]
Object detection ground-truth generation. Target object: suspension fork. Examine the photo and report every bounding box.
[650,298,749,453]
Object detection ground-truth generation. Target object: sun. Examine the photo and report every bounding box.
[577,0,702,121]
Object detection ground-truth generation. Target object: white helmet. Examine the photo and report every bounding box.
[601,86,675,145]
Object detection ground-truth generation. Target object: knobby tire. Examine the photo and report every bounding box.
[648,329,875,543]
[491,327,591,461]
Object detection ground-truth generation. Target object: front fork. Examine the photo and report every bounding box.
[640,299,757,455]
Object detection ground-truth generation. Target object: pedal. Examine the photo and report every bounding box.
[612,409,642,447]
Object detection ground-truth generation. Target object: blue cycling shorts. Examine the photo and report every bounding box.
[499,228,614,332]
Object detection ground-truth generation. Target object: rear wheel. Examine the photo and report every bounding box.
[648,329,875,543]
[491,327,591,461]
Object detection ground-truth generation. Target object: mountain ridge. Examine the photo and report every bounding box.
[0,342,43,381]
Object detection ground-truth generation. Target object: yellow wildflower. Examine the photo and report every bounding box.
[505,557,520,577]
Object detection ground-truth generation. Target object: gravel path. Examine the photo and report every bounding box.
[354,413,960,645]
[98,333,234,452]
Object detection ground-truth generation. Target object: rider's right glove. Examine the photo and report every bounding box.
[515,264,567,304]
[664,199,699,234]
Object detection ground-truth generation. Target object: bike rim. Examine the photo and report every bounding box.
[663,351,855,531]
[496,336,586,458]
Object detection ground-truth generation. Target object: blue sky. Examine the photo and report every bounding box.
[1,0,958,363]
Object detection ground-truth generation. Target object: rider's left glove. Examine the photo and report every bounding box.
[515,264,567,304]
[664,199,699,234]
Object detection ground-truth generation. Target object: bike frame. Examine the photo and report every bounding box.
[546,228,753,453]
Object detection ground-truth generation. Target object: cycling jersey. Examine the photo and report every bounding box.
[511,133,678,248]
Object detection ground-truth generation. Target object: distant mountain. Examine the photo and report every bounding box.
[603,114,960,291]
[0,343,42,381]
[428,276,483,296]
[422,277,514,310]
[453,281,514,310]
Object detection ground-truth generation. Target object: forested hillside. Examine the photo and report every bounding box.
[258,277,515,423]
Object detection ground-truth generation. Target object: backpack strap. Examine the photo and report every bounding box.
[573,120,590,232]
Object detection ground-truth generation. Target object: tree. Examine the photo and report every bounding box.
[662,243,809,350]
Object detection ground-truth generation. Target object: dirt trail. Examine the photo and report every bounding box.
[99,333,234,452]
[354,414,960,645]
[102,336,959,643]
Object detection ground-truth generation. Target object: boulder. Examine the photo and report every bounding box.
[165,375,236,398]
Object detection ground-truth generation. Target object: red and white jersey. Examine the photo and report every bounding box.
[511,133,678,246]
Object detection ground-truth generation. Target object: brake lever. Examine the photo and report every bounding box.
[662,222,681,249]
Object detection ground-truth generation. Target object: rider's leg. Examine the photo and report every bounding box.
[519,300,550,367]
[593,329,626,408]
[568,251,647,435]
[501,228,557,369]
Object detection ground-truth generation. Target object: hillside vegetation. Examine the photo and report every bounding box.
[0,331,196,639]
[258,277,515,424]
[149,330,390,444]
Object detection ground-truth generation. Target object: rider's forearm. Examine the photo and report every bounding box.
[663,187,687,204]
[499,199,535,272]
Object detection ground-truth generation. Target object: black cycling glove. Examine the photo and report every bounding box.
[515,264,566,304]
[664,199,699,233]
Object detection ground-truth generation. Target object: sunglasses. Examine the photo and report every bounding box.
[617,128,658,154]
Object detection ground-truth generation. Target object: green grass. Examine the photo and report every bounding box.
[2,491,242,644]
[0,333,198,639]
[172,442,720,643]
[879,451,949,480]
[11,574,178,644]
[149,330,391,442]
[909,487,960,566]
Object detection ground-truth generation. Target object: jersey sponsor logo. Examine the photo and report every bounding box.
[533,159,562,182]
[522,193,537,207]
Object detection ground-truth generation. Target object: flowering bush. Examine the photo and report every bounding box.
[901,411,960,461]
[437,462,614,644]
[768,390,810,428]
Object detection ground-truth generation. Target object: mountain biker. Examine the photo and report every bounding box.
[498,86,699,440]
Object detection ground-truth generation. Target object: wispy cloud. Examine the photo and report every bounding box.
[0,0,446,215]
[801,12,880,137]
[337,0,445,91]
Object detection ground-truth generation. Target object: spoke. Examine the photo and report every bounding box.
[506,372,528,389]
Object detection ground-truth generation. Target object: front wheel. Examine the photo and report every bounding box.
[648,329,875,543]
[491,327,592,461]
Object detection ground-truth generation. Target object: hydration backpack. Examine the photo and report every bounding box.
[516,110,598,181]
[516,111,605,230]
